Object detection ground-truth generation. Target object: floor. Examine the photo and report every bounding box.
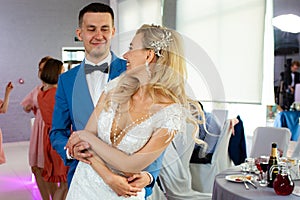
[0,139,295,200]
[0,141,42,200]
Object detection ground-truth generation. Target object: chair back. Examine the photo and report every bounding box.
[292,139,300,158]
[250,127,291,158]
[295,83,300,102]
[211,109,228,127]
[149,123,212,200]
[190,120,233,193]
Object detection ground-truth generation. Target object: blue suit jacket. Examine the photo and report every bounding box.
[49,52,163,197]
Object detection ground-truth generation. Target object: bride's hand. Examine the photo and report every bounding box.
[66,130,90,157]
[105,173,141,197]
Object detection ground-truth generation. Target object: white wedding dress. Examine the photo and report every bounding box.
[66,103,184,200]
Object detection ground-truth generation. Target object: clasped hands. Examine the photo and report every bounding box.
[65,130,92,164]
[65,130,150,197]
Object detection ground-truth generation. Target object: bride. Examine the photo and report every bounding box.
[65,24,206,199]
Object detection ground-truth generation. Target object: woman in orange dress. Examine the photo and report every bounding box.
[21,56,57,200]
[0,81,13,164]
[37,58,68,200]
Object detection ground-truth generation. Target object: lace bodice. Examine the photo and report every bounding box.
[66,103,186,200]
[97,103,185,155]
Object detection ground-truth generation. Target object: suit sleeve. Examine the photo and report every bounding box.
[143,151,165,196]
[49,76,73,166]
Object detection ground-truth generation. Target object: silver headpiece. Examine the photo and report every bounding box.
[149,30,173,57]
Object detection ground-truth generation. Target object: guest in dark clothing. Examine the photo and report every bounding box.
[190,102,221,164]
[282,60,300,110]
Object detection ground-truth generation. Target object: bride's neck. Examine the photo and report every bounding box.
[130,87,153,112]
[133,86,149,101]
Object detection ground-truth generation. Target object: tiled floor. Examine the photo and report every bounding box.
[0,141,41,200]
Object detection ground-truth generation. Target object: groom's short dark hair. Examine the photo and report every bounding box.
[78,2,114,27]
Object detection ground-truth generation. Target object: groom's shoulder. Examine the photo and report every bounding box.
[111,51,127,66]
[60,64,81,80]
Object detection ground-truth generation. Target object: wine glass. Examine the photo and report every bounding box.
[255,155,269,186]
[245,157,255,173]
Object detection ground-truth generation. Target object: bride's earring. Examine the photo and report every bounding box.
[145,61,151,78]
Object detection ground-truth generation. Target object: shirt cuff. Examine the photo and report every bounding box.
[65,148,74,160]
[145,171,154,185]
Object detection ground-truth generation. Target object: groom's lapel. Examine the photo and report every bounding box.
[72,60,94,130]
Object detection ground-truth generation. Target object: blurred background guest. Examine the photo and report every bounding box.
[20,56,57,200]
[280,60,300,110]
[190,102,221,164]
[0,81,13,164]
[38,58,68,200]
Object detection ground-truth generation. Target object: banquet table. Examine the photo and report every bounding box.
[212,166,300,200]
[274,111,300,141]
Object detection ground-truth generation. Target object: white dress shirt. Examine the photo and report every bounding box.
[85,53,112,106]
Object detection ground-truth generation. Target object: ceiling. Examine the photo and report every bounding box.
[274,0,300,56]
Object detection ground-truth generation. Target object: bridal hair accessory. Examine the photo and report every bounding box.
[149,29,173,57]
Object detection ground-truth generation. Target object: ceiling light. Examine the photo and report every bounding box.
[272,14,300,33]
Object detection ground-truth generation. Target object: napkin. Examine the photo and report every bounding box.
[290,165,300,180]
[292,186,300,196]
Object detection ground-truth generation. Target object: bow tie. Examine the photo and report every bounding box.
[85,63,109,74]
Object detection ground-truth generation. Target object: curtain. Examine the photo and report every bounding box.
[177,0,267,104]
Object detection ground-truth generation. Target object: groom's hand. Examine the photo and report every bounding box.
[105,174,141,197]
[127,172,151,188]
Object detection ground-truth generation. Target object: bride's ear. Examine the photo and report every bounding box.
[146,50,156,63]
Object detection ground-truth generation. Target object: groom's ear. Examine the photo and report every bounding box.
[76,28,83,41]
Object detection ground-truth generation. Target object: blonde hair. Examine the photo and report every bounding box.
[106,24,206,145]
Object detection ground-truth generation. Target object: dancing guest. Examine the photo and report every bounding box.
[20,56,57,199]
[38,58,68,200]
[0,81,13,164]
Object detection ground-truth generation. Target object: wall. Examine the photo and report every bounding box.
[0,0,108,142]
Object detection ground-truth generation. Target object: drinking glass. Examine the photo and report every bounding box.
[255,155,269,186]
[245,157,255,173]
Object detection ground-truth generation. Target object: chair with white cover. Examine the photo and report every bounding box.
[211,109,228,127]
[250,127,291,158]
[190,120,234,193]
[292,139,300,158]
[148,123,212,200]
[294,83,300,102]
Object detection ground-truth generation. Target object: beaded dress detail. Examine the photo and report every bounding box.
[66,103,185,200]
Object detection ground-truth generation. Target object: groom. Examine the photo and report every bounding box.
[50,2,162,198]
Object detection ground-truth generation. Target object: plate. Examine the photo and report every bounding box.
[225,174,253,183]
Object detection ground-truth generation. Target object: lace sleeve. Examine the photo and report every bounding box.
[155,104,186,135]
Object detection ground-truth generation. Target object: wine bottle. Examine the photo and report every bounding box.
[267,143,279,187]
